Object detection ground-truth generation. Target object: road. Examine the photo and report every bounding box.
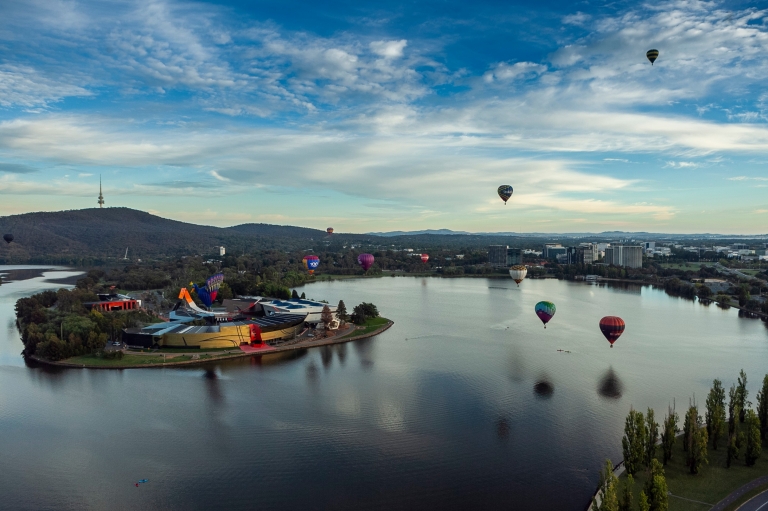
[710,476,768,511]
[714,263,761,282]
[738,490,768,511]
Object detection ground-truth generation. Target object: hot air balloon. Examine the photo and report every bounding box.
[646,49,659,65]
[509,265,527,286]
[599,316,625,347]
[420,254,429,263]
[303,255,320,275]
[535,301,556,328]
[3,234,13,243]
[498,185,513,205]
[192,273,224,308]
[327,227,334,235]
[358,253,374,271]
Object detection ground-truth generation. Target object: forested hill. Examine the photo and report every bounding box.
[0,208,332,263]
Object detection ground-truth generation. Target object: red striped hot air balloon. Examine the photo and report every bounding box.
[599,316,625,347]
[420,254,429,263]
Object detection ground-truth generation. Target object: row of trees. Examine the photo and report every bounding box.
[594,371,768,511]
[592,459,668,511]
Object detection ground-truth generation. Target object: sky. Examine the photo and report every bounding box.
[1,0,768,234]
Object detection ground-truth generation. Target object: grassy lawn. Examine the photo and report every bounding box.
[354,317,389,335]
[619,436,768,510]
[63,353,222,366]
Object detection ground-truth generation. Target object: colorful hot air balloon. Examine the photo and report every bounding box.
[646,49,659,65]
[192,273,224,308]
[509,265,527,286]
[599,316,625,347]
[535,301,556,328]
[3,234,13,243]
[303,255,320,275]
[498,185,513,205]
[327,227,334,235]
[420,254,429,263]
[358,253,374,271]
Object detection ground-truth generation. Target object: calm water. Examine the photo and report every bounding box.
[1,268,767,511]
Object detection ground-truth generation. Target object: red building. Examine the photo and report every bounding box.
[84,299,139,312]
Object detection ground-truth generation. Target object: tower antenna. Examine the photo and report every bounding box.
[98,175,105,208]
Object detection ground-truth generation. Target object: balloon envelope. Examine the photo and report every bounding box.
[599,316,625,347]
[497,185,513,204]
[535,301,556,327]
[326,227,334,235]
[3,234,12,243]
[420,254,429,263]
[358,253,374,271]
[193,273,224,308]
[509,265,527,286]
[303,255,320,274]
[646,49,659,65]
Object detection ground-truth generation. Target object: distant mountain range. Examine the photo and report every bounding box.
[369,229,768,239]
[0,208,764,263]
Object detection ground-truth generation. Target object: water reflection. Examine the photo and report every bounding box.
[204,368,223,405]
[353,338,375,369]
[496,416,510,440]
[335,343,347,365]
[533,379,554,399]
[594,282,642,295]
[597,368,623,399]
[320,346,333,369]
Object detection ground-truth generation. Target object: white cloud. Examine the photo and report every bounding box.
[370,40,407,58]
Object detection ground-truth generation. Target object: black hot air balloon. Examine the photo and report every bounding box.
[498,185,513,205]
[3,234,13,244]
[646,49,659,65]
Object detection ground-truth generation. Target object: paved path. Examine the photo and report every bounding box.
[710,475,768,511]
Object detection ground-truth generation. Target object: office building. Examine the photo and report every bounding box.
[488,245,508,267]
[604,244,642,268]
[507,248,523,266]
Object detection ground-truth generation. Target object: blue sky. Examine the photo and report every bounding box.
[1,0,768,233]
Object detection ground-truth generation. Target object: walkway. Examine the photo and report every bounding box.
[710,475,768,511]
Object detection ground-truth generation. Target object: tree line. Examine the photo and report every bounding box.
[592,369,768,511]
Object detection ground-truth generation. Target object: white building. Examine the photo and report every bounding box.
[219,246,226,256]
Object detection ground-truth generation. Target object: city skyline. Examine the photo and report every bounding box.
[1,0,768,233]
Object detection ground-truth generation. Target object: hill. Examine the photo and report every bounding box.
[0,208,332,262]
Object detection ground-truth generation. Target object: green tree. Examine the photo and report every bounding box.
[335,300,348,324]
[744,409,762,466]
[645,408,659,467]
[592,459,619,511]
[757,374,768,440]
[737,284,751,307]
[291,289,300,299]
[622,409,646,476]
[645,459,669,511]
[618,474,633,511]
[727,432,740,468]
[705,379,727,449]
[638,491,650,511]
[300,292,306,299]
[685,404,708,474]
[729,383,740,436]
[217,282,233,303]
[661,406,679,465]
[737,370,749,423]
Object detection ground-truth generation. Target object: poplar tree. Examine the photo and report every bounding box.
[661,405,679,465]
[644,459,669,511]
[705,379,726,449]
[685,404,708,474]
[645,408,659,467]
[638,491,650,511]
[737,370,749,423]
[618,474,633,511]
[744,409,762,466]
[757,374,768,440]
[622,409,646,476]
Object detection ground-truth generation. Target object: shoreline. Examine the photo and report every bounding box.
[31,320,393,369]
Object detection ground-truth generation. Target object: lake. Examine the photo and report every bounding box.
[1,267,767,510]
